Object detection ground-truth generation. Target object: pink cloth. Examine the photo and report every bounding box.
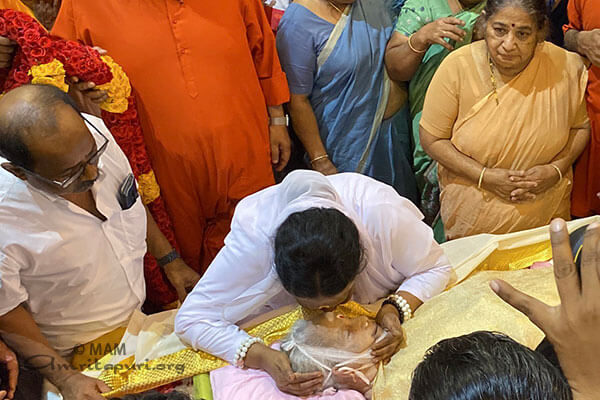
[210,345,366,400]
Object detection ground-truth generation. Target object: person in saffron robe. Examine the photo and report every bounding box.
[564,0,600,218]
[51,0,292,276]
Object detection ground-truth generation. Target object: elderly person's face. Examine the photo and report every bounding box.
[485,6,541,76]
[310,312,383,353]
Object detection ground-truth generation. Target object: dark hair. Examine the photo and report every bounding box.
[120,390,191,400]
[483,0,548,30]
[409,331,572,400]
[0,84,79,169]
[274,207,364,298]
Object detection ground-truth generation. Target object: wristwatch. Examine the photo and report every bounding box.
[269,116,288,126]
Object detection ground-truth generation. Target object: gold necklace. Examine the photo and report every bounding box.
[327,0,343,14]
[488,54,500,106]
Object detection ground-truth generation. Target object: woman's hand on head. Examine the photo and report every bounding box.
[245,343,324,397]
[413,17,467,52]
[372,304,404,364]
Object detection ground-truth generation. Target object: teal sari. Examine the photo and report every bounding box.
[394,0,485,242]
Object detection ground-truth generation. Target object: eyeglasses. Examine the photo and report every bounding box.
[22,115,109,189]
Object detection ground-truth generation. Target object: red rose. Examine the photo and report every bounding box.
[0,20,7,36]
[23,28,41,43]
[3,10,17,21]
[7,26,19,39]
[39,37,52,49]
[30,47,46,59]
[12,17,25,29]
[13,71,30,84]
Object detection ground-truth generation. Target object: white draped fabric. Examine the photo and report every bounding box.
[175,170,451,363]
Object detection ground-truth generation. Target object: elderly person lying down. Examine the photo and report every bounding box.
[211,313,386,400]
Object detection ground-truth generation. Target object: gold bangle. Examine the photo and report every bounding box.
[478,167,487,189]
[310,154,329,165]
[407,33,427,54]
[550,164,563,181]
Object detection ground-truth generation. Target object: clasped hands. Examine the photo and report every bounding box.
[481,164,561,202]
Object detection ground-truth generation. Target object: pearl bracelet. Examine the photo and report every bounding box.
[233,336,263,368]
[384,294,413,324]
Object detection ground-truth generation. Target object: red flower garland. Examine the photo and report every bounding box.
[0,10,179,310]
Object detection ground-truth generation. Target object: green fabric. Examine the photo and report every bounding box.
[193,373,213,400]
[395,0,486,242]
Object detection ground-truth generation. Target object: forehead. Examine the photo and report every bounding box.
[489,5,536,28]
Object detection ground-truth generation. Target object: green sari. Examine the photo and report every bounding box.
[394,0,485,242]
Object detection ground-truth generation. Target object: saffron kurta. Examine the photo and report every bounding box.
[565,0,600,217]
[52,0,290,273]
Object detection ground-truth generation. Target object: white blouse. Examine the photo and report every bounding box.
[175,171,451,363]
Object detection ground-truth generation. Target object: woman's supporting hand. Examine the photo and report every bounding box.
[372,304,404,364]
[491,219,600,400]
[332,367,373,394]
[245,342,324,397]
[412,17,467,52]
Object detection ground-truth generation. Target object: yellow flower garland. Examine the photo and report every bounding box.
[28,59,68,92]
[27,55,131,114]
[97,55,131,114]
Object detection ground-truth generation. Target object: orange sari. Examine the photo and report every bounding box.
[421,41,589,239]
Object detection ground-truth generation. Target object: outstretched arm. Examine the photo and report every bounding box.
[492,219,600,399]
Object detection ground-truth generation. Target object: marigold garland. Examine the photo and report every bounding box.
[0,9,179,309]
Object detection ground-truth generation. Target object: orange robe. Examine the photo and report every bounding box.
[566,0,600,217]
[0,0,35,17]
[52,0,289,273]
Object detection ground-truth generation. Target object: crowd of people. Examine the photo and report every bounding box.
[0,0,598,399]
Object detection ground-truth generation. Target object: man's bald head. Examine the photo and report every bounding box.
[0,84,79,169]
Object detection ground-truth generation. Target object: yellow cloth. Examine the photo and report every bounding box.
[372,267,559,400]
[94,303,376,397]
[0,0,35,17]
[421,40,589,239]
[71,327,127,371]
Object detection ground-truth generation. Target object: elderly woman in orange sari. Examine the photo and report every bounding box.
[420,0,590,240]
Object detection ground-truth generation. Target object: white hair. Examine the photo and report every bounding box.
[280,319,370,388]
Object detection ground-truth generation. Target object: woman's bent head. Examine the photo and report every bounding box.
[274,208,364,311]
[482,0,548,76]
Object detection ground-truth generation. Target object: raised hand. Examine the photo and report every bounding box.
[491,218,600,399]
[412,17,467,52]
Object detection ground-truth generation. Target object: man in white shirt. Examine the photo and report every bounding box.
[0,84,199,400]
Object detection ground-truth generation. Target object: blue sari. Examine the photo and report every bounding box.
[280,0,417,202]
